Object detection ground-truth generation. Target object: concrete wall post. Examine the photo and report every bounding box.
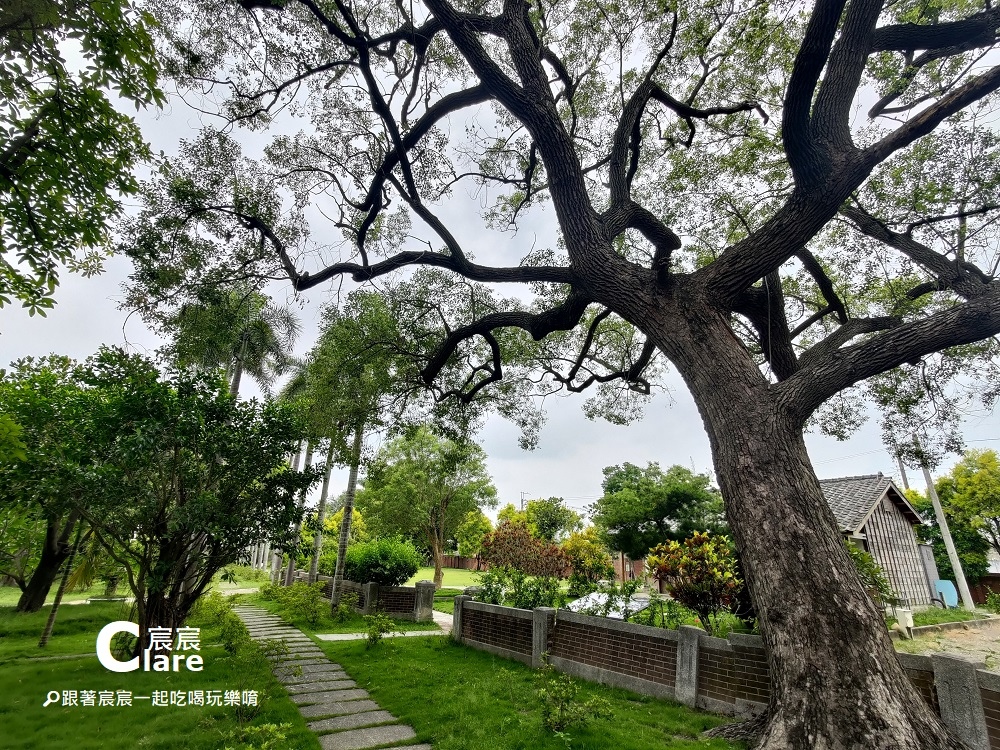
[414,580,435,622]
[452,595,470,642]
[932,654,989,750]
[362,582,380,615]
[675,625,701,708]
[533,608,554,668]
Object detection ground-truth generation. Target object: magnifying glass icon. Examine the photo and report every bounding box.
[42,691,60,707]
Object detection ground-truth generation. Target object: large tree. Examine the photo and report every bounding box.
[591,462,726,559]
[357,426,497,587]
[125,0,1000,745]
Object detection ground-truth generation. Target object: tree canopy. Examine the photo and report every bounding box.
[119,0,1000,744]
[356,425,497,587]
[1,0,163,313]
[937,449,1000,558]
[590,462,726,559]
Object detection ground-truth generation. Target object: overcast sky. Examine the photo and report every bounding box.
[2,79,998,522]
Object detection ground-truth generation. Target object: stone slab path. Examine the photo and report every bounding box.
[234,605,432,750]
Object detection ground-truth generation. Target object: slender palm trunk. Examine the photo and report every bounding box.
[331,423,363,608]
[272,442,303,581]
[284,441,314,586]
[309,441,336,583]
[38,523,87,647]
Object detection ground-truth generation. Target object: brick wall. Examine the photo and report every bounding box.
[453,597,1000,748]
[460,602,534,664]
[377,586,417,613]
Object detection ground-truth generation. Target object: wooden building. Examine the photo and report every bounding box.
[820,474,934,606]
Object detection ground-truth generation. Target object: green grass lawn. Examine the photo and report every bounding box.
[0,585,115,608]
[433,588,460,615]
[244,592,440,634]
[405,566,482,588]
[319,636,742,750]
[0,602,320,750]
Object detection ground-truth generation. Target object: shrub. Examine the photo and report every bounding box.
[278,582,327,627]
[334,591,360,623]
[536,663,612,733]
[344,537,422,587]
[364,611,400,648]
[646,531,742,637]
[562,528,615,596]
[481,521,570,577]
[475,566,567,609]
[844,541,900,607]
[987,591,1000,615]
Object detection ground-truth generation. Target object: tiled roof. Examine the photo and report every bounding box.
[819,474,894,533]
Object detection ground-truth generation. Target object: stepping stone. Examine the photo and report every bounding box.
[271,653,327,663]
[277,663,347,676]
[273,659,336,669]
[317,724,415,750]
[280,670,349,685]
[307,709,396,733]
[285,679,357,694]
[291,688,369,705]
[299,699,380,718]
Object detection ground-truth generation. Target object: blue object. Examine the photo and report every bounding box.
[935,579,959,608]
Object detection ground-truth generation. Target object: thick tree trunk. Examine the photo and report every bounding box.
[331,424,363,608]
[16,514,78,613]
[641,296,965,749]
[309,441,336,583]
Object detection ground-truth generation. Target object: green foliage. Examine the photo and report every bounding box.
[590,464,726,559]
[631,593,701,631]
[456,510,493,558]
[259,582,327,628]
[357,426,497,581]
[843,541,900,607]
[223,723,295,750]
[572,578,646,620]
[1,0,163,312]
[536,664,612,734]
[647,532,743,637]
[344,537,422,587]
[561,527,615,597]
[936,450,1000,558]
[333,591,360,623]
[985,591,1000,615]
[475,566,567,610]
[0,414,27,462]
[480,521,570,578]
[363,611,400,649]
[524,497,582,542]
[910,486,991,585]
[158,284,300,396]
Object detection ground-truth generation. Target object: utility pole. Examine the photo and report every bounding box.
[520,491,529,511]
[914,436,975,611]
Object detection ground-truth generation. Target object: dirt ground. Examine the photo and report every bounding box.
[895,622,1000,670]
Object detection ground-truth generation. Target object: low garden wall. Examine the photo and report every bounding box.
[287,571,434,622]
[453,595,1000,749]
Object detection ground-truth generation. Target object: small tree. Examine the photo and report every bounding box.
[480,521,570,579]
[647,532,743,637]
[357,426,497,588]
[525,497,582,542]
[455,510,492,560]
[562,527,615,596]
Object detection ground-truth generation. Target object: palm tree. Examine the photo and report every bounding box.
[164,284,300,398]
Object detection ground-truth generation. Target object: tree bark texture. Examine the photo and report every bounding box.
[16,513,79,613]
[331,423,363,609]
[623,289,966,749]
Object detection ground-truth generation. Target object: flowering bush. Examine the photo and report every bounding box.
[646,531,742,636]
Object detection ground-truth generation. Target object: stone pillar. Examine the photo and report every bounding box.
[674,625,701,708]
[533,607,554,668]
[414,580,435,622]
[452,595,470,643]
[262,542,271,570]
[932,654,989,750]
[362,582,381,615]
